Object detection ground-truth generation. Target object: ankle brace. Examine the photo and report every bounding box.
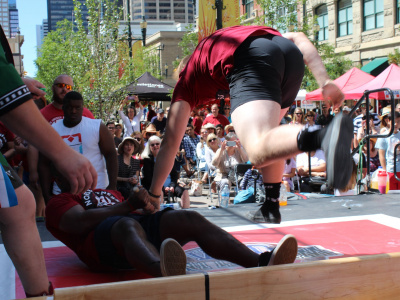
[263,182,281,201]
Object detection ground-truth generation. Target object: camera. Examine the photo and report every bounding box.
[226,141,236,147]
[362,115,367,121]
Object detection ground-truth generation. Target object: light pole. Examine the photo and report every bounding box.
[157,44,165,77]
[127,1,147,58]
[16,28,22,76]
[212,0,226,30]
[164,63,168,78]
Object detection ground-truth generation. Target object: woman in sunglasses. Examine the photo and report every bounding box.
[131,131,145,167]
[290,108,305,125]
[205,133,220,193]
[304,110,320,129]
[142,136,190,208]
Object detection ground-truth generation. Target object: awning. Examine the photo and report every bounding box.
[361,57,389,76]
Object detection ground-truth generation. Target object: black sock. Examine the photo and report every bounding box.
[296,126,326,152]
[263,182,281,202]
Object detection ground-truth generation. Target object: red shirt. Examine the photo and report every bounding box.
[192,117,203,134]
[45,189,127,271]
[172,26,281,109]
[41,103,94,125]
[202,114,230,128]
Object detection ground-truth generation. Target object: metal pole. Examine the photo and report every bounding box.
[127,0,132,58]
[216,0,223,30]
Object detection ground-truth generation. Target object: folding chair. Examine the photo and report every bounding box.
[307,151,327,191]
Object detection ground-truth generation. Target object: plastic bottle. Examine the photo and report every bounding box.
[220,184,230,208]
[160,203,180,210]
[279,182,287,206]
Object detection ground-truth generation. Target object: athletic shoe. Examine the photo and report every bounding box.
[258,234,298,266]
[321,113,354,190]
[160,238,187,277]
[248,200,281,224]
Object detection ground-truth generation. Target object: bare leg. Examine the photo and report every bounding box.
[180,190,190,209]
[160,210,259,268]
[0,185,49,295]
[232,101,303,168]
[111,217,163,277]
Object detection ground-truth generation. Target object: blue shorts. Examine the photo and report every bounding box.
[227,34,305,112]
[0,153,21,208]
[94,208,172,269]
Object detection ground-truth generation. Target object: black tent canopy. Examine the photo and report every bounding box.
[125,72,173,101]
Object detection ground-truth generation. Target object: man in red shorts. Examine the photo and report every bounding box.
[146,26,352,223]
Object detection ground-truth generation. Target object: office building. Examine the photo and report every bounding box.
[36,19,48,51]
[47,0,88,31]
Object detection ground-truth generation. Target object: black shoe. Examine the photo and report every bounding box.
[321,113,354,190]
[259,234,298,266]
[248,200,281,224]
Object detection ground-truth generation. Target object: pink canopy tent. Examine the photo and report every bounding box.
[344,64,400,100]
[305,67,375,100]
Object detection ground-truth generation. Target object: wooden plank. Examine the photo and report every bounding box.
[54,253,400,300]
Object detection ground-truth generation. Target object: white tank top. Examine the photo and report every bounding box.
[52,117,109,192]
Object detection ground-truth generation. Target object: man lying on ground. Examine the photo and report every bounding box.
[45,167,298,277]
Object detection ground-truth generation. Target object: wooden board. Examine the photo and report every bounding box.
[53,252,400,300]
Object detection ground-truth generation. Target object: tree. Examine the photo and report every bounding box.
[388,48,400,66]
[36,0,133,119]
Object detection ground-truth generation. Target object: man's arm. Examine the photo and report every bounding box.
[38,153,55,204]
[283,32,344,109]
[379,149,386,171]
[149,101,191,206]
[98,123,118,190]
[1,100,97,194]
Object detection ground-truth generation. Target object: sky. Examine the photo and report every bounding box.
[18,0,47,77]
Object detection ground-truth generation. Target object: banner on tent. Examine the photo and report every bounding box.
[301,100,316,109]
[385,90,400,100]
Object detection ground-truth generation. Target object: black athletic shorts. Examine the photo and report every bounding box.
[227,34,305,112]
[94,208,172,269]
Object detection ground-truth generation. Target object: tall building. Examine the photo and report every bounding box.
[8,0,18,37]
[0,0,10,37]
[47,0,89,32]
[124,0,194,23]
[36,19,48,52]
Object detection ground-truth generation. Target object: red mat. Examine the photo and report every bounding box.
[14,219,400,299]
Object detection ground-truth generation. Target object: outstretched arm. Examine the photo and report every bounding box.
[149,101,191,208]
[283,32,344,109]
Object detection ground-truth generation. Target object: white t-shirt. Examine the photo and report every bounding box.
[296,149,326,169]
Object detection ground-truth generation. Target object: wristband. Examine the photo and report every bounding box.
[148,191,161,198]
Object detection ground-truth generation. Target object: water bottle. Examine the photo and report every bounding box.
[160,203,180,210]
[220,184,230,208]
[279,182,287,206]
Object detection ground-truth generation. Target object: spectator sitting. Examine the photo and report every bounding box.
[118,96,143,138]
[282,158,296,192]
[106,121,121,149]
[357,115,378,143]
[304,111,320,129]
[223,105,232,123]
[205,133,220,193]
[115,122,123,142]
[334,160,357,196]
[333,106,341,116]
[204,123,217,135]
[342,106,351,115]
[280,110,292,124]
[362,138,380,173]
[216,124,225,142]
[146,104,156,122]
[296,150,327,193]
[116,137,140,199]
[379,106,391,134]
[212,133,248,190]
[182,124,200,178]
[196,127,209,183]
[142,136,190,208]
[151,108,167,134]
[353,103,380,149]
[290,107,305,125]
[143,124,159,144]
[316,104,334,127]
[131,131,145,165]
[202,104,230,128]
[225,124,235,135]
[375,111,400,191]
[240,167,265,203]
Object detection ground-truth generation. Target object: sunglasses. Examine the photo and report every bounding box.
[54,83,73,91]
[306,115,313,117]
[224,108,230,110]
[150,143,160,147]
[295,112,303,115]
[229,130,235,133]
[208,138,217,142]
[146,132,156,137]
[107,126,115,130]
[133,137,141,141]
